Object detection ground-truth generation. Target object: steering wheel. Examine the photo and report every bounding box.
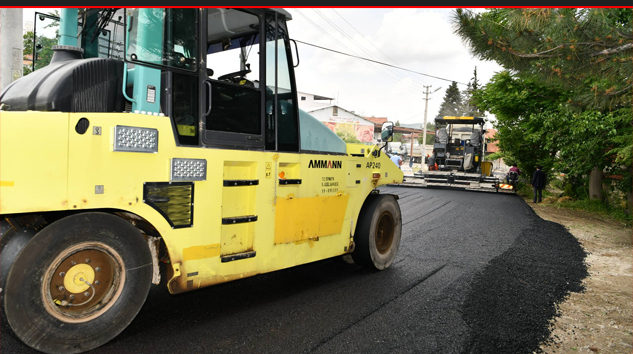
[218,69,252,82]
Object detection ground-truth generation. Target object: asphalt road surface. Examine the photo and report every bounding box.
[1,185,587,354]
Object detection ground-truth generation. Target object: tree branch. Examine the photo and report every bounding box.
[591,43,633,56]
[605,84,632,97]
[506,46,562,58]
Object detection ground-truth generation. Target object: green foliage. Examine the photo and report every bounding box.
[472,71,564,179]
[454,8,633,199]
[418,133,435,145]
[452,8,632,111]
[336,130,361,144]
[460,67,485,116]
[549,176,564,191]
[33,35,57,71]
[486,151,505,162]
[23,30,58,73]
[23,31,34,75]
[562,181,575,198]
[437,81,463,117]
[558,199,631,225]
[23,11,60,74]
[515,181,533,198]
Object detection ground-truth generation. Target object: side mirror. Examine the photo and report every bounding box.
[381,122,394,142]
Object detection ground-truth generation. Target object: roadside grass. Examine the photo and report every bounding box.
[516,179,632,226]
[556,199,631,226]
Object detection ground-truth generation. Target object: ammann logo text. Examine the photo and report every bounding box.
[308,160,342,169]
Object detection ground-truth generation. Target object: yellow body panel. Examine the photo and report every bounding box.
[0,111,403,294]
[481,161,493,177]
[274,193,350,244]
[0,112,69,212]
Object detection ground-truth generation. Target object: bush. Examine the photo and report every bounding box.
[549,177,564,191]
[563,182,576,198]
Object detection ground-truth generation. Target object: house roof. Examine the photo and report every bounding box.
[297,91,335,101]
[364,117,388,125]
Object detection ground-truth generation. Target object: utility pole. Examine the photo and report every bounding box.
[420,85,431,170]
[0,8,24,93]
[420,85,441,170]
[409,127,414,167]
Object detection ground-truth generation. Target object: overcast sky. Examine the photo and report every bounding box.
[19,7,504,127]
[285,8,504,127]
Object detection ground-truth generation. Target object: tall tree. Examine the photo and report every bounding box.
[437,81,463,117]
[453,8,631,110]
[461,67,485,116]
[453,8,632,205]
[473,71,570,178]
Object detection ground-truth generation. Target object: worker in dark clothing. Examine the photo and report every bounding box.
[531,165,547,203]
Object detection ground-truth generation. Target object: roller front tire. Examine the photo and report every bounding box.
[351,194,402,270]
[2,212,153,354]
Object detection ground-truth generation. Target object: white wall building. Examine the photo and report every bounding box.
[299,100,376,144]
[296,91,336,111]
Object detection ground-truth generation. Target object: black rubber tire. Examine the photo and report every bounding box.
[0,223,37,336]
[3,212,153,354]
[351,194,402,270]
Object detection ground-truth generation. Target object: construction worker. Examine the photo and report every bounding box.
[390,151,403,169]
[506,164,521,183]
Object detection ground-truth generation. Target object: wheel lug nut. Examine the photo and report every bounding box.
[59,272,66,277]
[84,292,90,297]
[69,295,75,300]
[71,260,77,265]
[58,286,65,291]
[85,258,91,263]
[95,280,100,285]
[95,267,101,272]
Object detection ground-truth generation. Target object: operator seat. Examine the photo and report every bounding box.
[437,127,449,144]
[469,131,481,147]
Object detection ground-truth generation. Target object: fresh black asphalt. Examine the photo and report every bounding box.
[1,185,588,354]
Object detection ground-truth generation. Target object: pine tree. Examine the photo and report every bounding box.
[453,8,632,206]
[461,67,484,116]
[437,81,463,117]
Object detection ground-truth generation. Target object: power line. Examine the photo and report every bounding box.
[292,39,468,86]
[294,9,428,94]
[293,10,396,86]
[313,9,427,92]
[331,9,401,67]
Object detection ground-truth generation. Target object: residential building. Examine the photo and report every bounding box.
[296,91,335,111]
[302,104,375,143]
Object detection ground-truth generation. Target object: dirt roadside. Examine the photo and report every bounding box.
[525,198,633,353]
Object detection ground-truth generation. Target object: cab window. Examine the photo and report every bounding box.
[202,9,263,148]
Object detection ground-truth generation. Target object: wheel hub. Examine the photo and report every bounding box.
[42,243,124,323]
[375,211,395,254]
[63,263,95,293]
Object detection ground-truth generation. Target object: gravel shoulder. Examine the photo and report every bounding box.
[528,199,633,353]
